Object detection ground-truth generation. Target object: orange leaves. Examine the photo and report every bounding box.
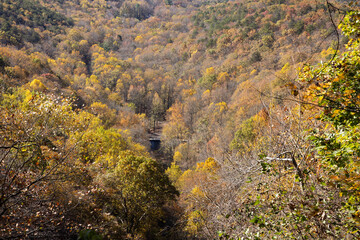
[166,102,185,122]
[182,88,196,97]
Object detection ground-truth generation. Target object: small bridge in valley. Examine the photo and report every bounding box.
[148,121,164,151]
[149,133,161,151]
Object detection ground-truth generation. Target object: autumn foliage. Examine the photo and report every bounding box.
[1,0,360,239]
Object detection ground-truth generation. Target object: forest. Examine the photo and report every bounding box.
[1,0,360,239]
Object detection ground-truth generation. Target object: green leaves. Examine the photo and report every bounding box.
[0,87,178,238]
[99,155,178,236]
[78,229,103,240]
[301,10,360,231]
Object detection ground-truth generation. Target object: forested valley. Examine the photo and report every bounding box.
[1,0,360,239]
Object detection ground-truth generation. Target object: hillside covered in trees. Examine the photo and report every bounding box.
[1,0,360,239]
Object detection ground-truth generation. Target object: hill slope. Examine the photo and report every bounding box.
[1,0,358,239]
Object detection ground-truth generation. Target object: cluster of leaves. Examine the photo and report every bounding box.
[0,0,73,45]
[192,0,327,53]
[299,10,360,232]
[0,87,178,239]
[170,8,360,239]
[118,0,154,21]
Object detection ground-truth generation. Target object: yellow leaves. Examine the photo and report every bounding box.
[90,44,106,55]
[281,63,290,74]
[86,75,100,86]
[165,162,182,183]
[191,49,198,57]
[217,71,230,82]
[47,58,56,65]
[182,88,196,97]
[177,169,194,189]
[352,210,360,225]
[68,28,83,42]
[332,109,341,117]
[215,102,228,113]
[92,0,107,9]
[250,69,257,75]
[173,151,183,163]
[22,89,32,103]
[205,67,215,75]
[185,210,205,235]
[307,83,317,90]
[162,120,189,141]
[121,73,132,82]
[191,185,205,198]
[81,127,143,166]
[134,35,144,43]
[29,79,47,92]
[134,48,142,55]
[88,101,117,127]
[202,89,211,98]
[108,92,122,104]
[163,104,189,142]
[90,101,107,109]
[306,83,327,98]
[196,157,220,174]
[167,102,184,122]
[239,79,252,89]
[344,89,355,96]
[138,113,146,120]
[80,0,90,8]
[321,47,336,59]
